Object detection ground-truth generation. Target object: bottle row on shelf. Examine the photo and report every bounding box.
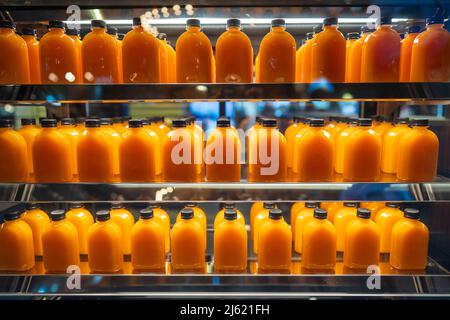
[0,201,429,274]
[0,14,449,85]
[0,114,439,183]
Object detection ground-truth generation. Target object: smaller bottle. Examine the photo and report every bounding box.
[21,27,41,84]
[253,202,276,254]
[294,202,319,254]
[65,203,94,255]
[375,203,404,253]
[343,208,380,270]
[250,201,264,238]
[285,117,306,180]
[42,210,80,273]
[21,203,50,256]
[18,118,40,180]
[381,118,411,174]
[334,118,358,174]
[399,25,422,82]
[347,26,372,82]
[130,208,166,272]
[258,208,292,274]
[87,210,123,273]
[171,208,206,273]
[0,119,29,182]
[289,201,305,233]
[59,118,80,180]
[345,32,360,82]
[66,28,83,82]
[334,202,358,252]
[300,32,315,82]
[390,208,429,270]
[214,208,248,273]
[109,203,135,256]
[0,211,35,271]
[146,204,171,254]
[214,203,245,230]
[301,208,337,271]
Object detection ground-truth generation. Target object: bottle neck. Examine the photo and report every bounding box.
[226,26,241,32]
[91,27,106,33]
[271,26,285,32]
[187,26,201,32]
[49,28,65,34]
[323,25,338,31]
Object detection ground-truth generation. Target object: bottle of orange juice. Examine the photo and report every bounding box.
[214,203,245,230]
[130,208,166,272]
[77,119,115,182]
[347,26,372,83]
[390,208,429,270]
[372,116,394,138]
[75,117,86,134]
[206,117,241,182]
[82,20,120,83]
[106,26,123,83]
[214,208,248,273]
[42,210,80,273]
[147,204,171,254]
[302,208,337,270]
[216,19,253,83]
[399,25,421,82]
[176,19,214,83]
[0,20,30,84]
[176,203,207,239]
[258,208,291,273]
[289,201,305,232]
[248,118,286,182]
[40,20,81,84]
[250,201,264,238]
[59,118,80,180]
[375,203,403,253]
[66,28,83,82]
[311,17,346,82]
[285,117,306,180]
[292,118,333,182]
[360,201,386,220]
[66,203,94,256]
[18,118,40,180]
[381,118,411,174]
[397,119,439,182]
[109,203,134,256]
[88,210,123,273]
[149,116,171,139]
[157,33,169,83]
[410,16,450,82]
[343,208,380,270]
[334,119,358,174]
[21,203,50,257]
[120,119,160,182]
[122,17,160,83]
[361,16,401,82]
[33,119,74,182]
[100,118,121,180]
[334,202,358,252]
[293,202,319,254]
[0,211,35,271]
[258,19,296,83]
[295,39,305,82]
[345,32,359,82]
[253,202,276,254]
[171,208,206,273]
[158,34,176,83]
[21,27,41,84]
[0,119,29,182]
[300,32,314,82]
[246,116,263,179]
[343,118,382,182]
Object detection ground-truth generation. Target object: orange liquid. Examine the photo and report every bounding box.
[22,34,41,83]
[100,124,121,180]
[0,27,30,84]
[66,206,94,255]
[258,26,296,83]
[347,32,371,82]
[40,28,81,83]
[255,54,260,82]
[0,127,29,182]
[295,42,305,82]
[360,202,386,220]
[176,205,207,243]
[399,32,419,82]
[165,41,176,82]
[285,122,306,180]
[42,218,80,273]
[159,39,169,83]
[21,207,50,256]
[326,202,344,223]
[110,207,135,255]
[397,126,439,182]
[289,201,305,235]
[334,205,358,251]
[253,206,271,254]
[361,25,401,82]
[381,124,411,174]
[18,124,40,180]
[293,206,315,253]
[373,121,394,138]
[216,26,253,83]
[214,218,247,273]
[58,123,80,179]
[0,218,35,271]
[151,206,171,254]
[214,207,245,230]
[311,25,346,82]
[302,217,337,270]
[375,206,403,253]
[176,25,214,83]
[335,125,358,174]
[345,38,357,82]
[69,34,83,84]
[82,27,120,83]
[410,24,450,82]
[131,217,165,272]
[250,202,264,238]
[301,37,314,82]
[33,127,74,182]
[390,217,429,270]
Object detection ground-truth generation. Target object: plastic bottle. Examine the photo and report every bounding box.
[253,202,276,254]
[345,32,360,82]
[250,201,264,239]
[159,34,176,83]
[375,203,404,253]
[147,204,171,254]
[334,202,358,252]
[334,118,358,174]
[381,118,411,174]
[21,203,50,257]
[285,117,306,180]
[294,202,319,254]
[21,27,41,84]
[109,203,135,256]
[347,26,371,82]
[18,118,40,180]
[66,28,83,83]
[65,203,94,255]
[59,118,80,180]
[0,119,29,182]
[399,25,422,82]
[300,32,314,82]
[214,203,245,230]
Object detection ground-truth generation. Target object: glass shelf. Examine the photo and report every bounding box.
[1,83,449,104]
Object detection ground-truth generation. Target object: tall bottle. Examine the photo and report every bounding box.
[21,203,50,257]
[66,28,83,83]
[253,202,276,254]
[214,203,245,229]
[347,26,371,82]
[334,202,358,252]
[65,203,94,255]
[381,118,411,174]
[285,117,306,180]
[21,27,41,84]
[295,39,305,82]
[345,32,359,82]
[99,118,121,180]
[311,17,346,82]
[158,34,176,83]
[18,118,40,180]
[334,119,358,174]
[410,16,450,82]
[290,201,305,234]
[157,33,169,83]
[300,32,314,82]
[109,203,135,256]
[176,19,214,83]
[0,119,28,182]
[397,119,439,182]
[375,203,403,253]
[40,20,81,83]
[0,20,30,84]
[258,19,296,83]
[293,202,319,254]
[42,210,80,273]
[250,201,264,238]
[147,204,171,254]
[361,16,401,82]
[399,25,421,82]
[106,26,123,83]
[82,20,120,83]
[59,118,80,180]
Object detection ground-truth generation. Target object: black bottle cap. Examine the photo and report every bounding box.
[107,26,118,35]
[394,118,409,124]
[386,202,400,208]
[66,28,80,36]
[172,119,187,127]
[262,118,277,127]
[217,117,231,127]
[426,16,444,25]
[227,18,241,28]
[111,203,124,210]
[70,203,84,209]
[411,119,429,127]
[132,17,142,26]
[306,32,314,40]
[380,16,392,25]
[48,20,65,29]
[314,208,327,219]
[85,119,101,128]
[323,17,338,26]
[91,20,106,29]
[41,119,57,128]
[263,202,275,209]
[181,208,194,219]
[140,208,154,219]
[357,208,371,219]
[96,210,111,221]
[408,25,422,34]
[128,119,143,128]
[25,203,39,210]
[343,202,358,207]
[357,118,372,127]
[224,208,238,220]
[346,32,360,40]
[305,202,319,208]
[187,18,201,28]
[309,118,325,127]
[271,19,286,28]
[0,119,13,128]
[21,118,36,126]
[4,211,21,221]
[21,27,36,36]
[75,117,86,124]
[269,208,283,220]
[50,210,66,221]
[0,20,15,29]
[61,118,75,125]
[336,117,348,123]
[404,208,420,220]
[100,118,112,126]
